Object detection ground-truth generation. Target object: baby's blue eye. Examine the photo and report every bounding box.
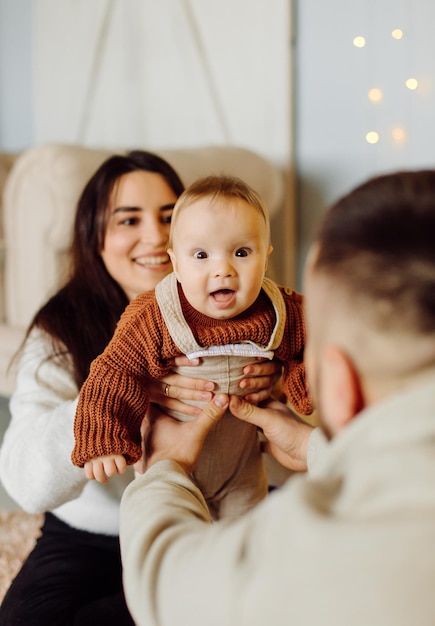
[193,250,208,259]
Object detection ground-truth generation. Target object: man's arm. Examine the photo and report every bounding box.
[120,456,260,626]
[120,394,235,625]
[119,394,325,626]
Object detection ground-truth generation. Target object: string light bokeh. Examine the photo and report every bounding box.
[296,1,435,289]
[353,25,420,147]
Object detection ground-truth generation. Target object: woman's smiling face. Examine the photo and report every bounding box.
[101,170,178,301]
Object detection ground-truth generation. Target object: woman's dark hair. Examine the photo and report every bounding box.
[27,150,184,387]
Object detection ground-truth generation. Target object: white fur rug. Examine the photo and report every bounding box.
[0,510,43,603]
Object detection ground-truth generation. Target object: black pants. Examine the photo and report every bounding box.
[0,513,135,625]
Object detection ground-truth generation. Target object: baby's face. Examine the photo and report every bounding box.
[168,196,272,319]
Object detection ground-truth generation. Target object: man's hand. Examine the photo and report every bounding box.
[229,396,314,472]
[84,454,127,483]
[144,394,229,474]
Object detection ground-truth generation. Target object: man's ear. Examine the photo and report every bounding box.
[320,346,364,436]
[167,248,180,281]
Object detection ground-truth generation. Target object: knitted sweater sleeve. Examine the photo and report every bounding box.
[276,288,313,416]
[72,294,174,467]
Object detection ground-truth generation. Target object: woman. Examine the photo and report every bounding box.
[0,151,278,625]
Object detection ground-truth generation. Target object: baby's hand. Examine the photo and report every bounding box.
[84,454,127,483]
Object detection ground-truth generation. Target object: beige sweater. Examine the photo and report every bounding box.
[119,377,435,626]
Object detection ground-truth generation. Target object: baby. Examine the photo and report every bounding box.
[72,175,312,519]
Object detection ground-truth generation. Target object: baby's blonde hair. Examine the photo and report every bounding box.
[169,175,271,247]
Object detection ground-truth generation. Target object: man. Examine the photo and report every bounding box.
[119,170,435,626]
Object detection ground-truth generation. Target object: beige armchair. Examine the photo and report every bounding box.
[0,143,285,395]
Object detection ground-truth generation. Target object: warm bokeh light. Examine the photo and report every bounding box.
[366,131,379,144]
[368,88,383,103]
[353,36,366,48]
[405,78,418,90]
[391,29,403,40]
[391,127,407,143]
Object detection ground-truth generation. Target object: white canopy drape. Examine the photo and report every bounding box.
[33,0,292,165]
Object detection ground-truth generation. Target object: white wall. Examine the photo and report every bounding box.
[0,0,33,150]
[33,1,292,167]
[2,0,435,286]
[296,0,435,286]
[0,0,292,164]
[1,0,295,286]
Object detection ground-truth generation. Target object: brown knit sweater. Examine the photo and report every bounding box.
[72,283,312,467]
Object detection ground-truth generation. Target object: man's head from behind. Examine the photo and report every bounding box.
[304,170,435,439]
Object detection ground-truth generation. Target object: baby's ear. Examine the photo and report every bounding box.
[264,245,273,271]
[167,248,180,280]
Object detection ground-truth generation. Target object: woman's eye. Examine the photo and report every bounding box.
[193,250,208,259]
[120,217,138,226]
[235,248,250,257]
[161,214,173,225]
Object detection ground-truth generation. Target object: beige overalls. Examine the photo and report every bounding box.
[155,273,286,520]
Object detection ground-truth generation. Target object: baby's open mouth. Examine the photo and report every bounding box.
[211,289,235,303]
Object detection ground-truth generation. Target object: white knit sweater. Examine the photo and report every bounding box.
[0,328,134,535]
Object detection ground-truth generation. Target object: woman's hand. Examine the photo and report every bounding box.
[148,356,282,416]
[239,358,283,404]
[229,396,314,472]
[148,357,216,417]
